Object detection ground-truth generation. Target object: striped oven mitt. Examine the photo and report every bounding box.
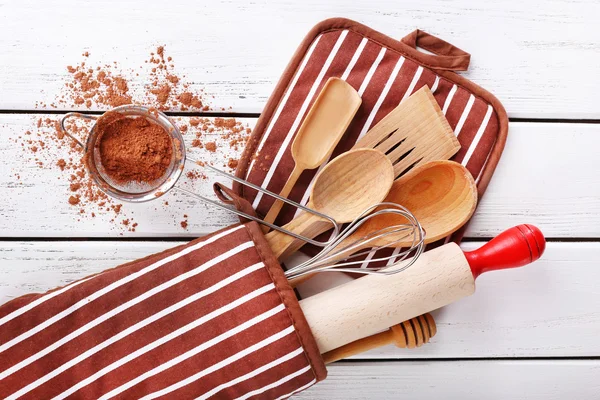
[0,222,326,399]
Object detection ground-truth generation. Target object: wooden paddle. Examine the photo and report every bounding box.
[261,77,361,232]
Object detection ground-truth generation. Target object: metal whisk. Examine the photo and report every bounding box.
[285,203,425,279]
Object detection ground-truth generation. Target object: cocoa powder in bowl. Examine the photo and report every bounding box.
[94,111,174,186]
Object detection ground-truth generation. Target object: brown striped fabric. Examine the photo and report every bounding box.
[0,222,326,399]
[235,20,508,257]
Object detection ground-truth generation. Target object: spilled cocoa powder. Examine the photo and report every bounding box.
[15,45,251,231]
[95,113,173,184]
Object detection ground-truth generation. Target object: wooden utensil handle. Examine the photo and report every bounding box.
[261,166,304,234]
[323,328,395,364]
[265,211,332,260]
[322,313,437,363]
[299,242,474,353]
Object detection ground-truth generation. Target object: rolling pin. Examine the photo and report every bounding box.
[299,224,545,354]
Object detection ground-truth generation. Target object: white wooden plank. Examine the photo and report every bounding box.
[1,241,599,358]
[355,241,600,358]
[0,241,178,300]
[0,0,599,118]
[0,113,254,237]
[2,115,599,238]
[465,122,600,238]
[296,361,600,399]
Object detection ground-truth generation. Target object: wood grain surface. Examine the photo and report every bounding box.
[1,1,598,397]
[2,242,598,359]
[0,0,599,118]
[296,361,600,399]
[2,115,599,238]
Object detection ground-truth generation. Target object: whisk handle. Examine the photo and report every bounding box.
[261,165,304,234]
[265,211,332,260]
[465,224,546,279]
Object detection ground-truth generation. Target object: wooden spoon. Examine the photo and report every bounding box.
[332,160,477,257]
[266,148,394,260]
[261,77,362,232]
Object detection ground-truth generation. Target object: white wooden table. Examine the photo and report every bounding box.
[1,1,600,398]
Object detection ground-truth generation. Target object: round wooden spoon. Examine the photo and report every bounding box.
[266,148,394,260]
[327,160,478,261]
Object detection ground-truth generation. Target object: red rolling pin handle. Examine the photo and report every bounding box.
[464,224,546,279]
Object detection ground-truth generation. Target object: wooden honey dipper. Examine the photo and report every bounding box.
[323,313,437,364]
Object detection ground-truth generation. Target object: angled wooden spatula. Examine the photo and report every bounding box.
[353,86,460,178]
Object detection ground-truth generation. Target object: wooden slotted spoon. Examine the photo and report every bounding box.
[265,148,394,260]
[353,86,460,178]
[261,77,361,232]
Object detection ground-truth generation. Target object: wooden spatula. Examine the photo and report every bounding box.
[261,77,361,232]
[353,86,460,178]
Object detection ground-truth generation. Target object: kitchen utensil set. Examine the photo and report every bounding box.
[312,160,477,266]
[261,85,468,264]
[61,83,542,364]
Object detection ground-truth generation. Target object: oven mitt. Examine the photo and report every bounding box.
[0,222,326,399]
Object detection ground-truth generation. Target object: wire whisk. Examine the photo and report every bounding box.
[285,203,425,279]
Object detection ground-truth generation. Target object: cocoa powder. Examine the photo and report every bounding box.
[96,113,173,184]
[17,45,250,231]
[204,142,217,152]
[228,158,239,169]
